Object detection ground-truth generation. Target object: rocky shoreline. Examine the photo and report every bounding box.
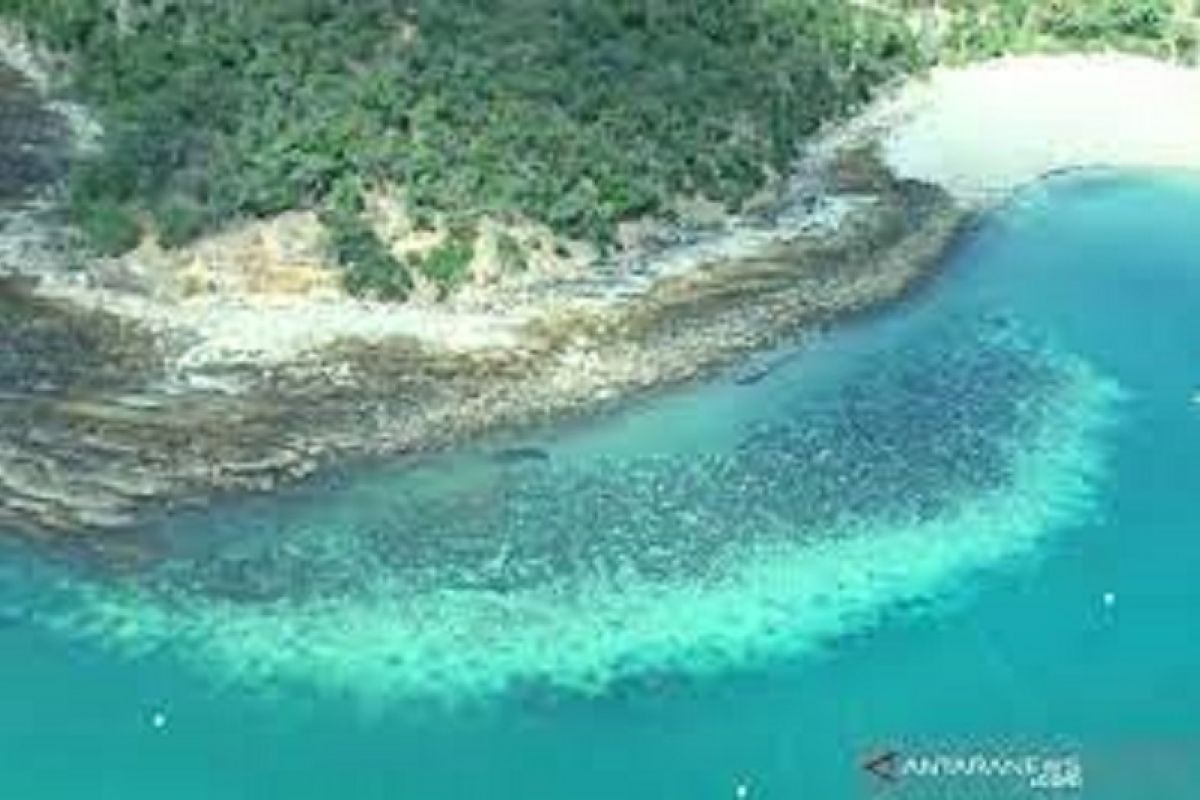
[0,58,967,554]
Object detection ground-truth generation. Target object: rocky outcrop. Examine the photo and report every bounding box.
[0,55,968,554]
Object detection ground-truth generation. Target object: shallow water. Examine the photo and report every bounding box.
[3,172,1200,797]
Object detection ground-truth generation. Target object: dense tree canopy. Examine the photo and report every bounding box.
[2,0,1191,297]
[1,0,920,296]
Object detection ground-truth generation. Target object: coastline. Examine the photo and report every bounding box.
[6,50,1200,546]
[881,54,1200,205]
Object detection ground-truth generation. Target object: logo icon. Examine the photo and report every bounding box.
[862,750,900,784]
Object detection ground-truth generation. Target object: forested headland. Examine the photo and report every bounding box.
[1,0,1193,298]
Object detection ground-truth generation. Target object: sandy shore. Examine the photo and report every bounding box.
[6,52,1200,542]
[881,54,1200,204]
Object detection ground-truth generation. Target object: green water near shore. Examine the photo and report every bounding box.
[2,171,1200,796]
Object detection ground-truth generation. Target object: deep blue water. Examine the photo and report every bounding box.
[2,172,1200,798]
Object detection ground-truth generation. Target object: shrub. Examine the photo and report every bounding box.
[418,234,475,299]
[154,196,209,248]
[72,198,141,255]
[323,210,412,301]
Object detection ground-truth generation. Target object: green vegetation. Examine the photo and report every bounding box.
[1,0,918,296]
[69,195,140,255]
[904,0,1198,61]
[418,234,475,300]
[3,0,1196,298]
[323,206,412,301]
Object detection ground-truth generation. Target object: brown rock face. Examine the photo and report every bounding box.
[0,56,966,559]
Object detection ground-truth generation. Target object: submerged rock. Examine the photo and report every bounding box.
[492,446,551,465]
[119,319,1084,604]
[19,312,1119,702]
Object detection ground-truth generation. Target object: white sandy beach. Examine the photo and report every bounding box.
[881,54,1200,204]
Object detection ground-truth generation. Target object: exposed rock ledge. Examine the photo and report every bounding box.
[0,48,979,552]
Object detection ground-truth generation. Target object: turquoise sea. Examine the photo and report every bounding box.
[2,172,1200,797]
